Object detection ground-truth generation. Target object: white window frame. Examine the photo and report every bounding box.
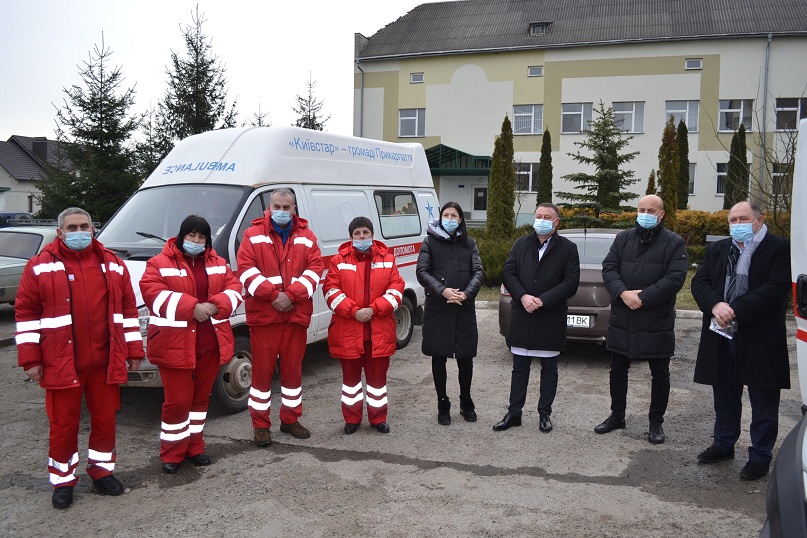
[527,66,543,77]
[612,101,645,133]
[561,102,593,134]
[410,72,424,84]
[716,163,727,195]
[774,98,807,131]
[665,100,699,132]
[398,108,425,138]
[514,162,539,192]
[685,58,703,70]
[771,162,792,203]
[513,104,543,135]
[719,100,753,132]
[529,23,549,36]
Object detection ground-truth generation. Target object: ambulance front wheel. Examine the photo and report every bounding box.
[211,335,252,414]
[395,296,414,349]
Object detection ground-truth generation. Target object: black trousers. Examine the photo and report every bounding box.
[506,354,558,416]
[712,338,780,464]
[432,356,473,400]
[609,353,670,424]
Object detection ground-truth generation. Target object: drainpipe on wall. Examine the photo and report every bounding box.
[759,33,772,203]
[355,60,365,138]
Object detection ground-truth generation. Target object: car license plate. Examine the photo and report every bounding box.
[567,315,590,328]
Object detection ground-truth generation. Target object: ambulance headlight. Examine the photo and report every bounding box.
[138,306,150,336]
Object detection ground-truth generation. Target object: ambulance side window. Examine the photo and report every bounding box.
[234,195,266,254]
[374,191,421,239]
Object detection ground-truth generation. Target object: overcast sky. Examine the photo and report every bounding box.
[1,0,446,141]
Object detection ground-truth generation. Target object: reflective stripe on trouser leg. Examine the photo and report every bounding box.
[48,452,79,487]
[83,366,120,481]
[46,384,82,488]
[277,323,307,425]
[248,324,282,429]
[187,349,221,457]
[340,358,364,424]
[365,355,390,425]
[158,365,193,463]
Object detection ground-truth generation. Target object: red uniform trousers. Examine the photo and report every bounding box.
[158,349,220,464]
[340,341,390,426]
[248,323,306,428]
[45,366,120,488]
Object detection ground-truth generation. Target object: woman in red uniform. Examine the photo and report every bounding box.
[323,216,405,434]
[140,216,243,473]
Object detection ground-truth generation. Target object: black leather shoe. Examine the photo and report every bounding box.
[344,423,359,435]
[697,445,735,463]
[52,486,74,509]
[186,453,211,466]
[539,413,553,433]
[648,422,665,444]
[375,422,390,434]
[740,460,769,481]
[492,413,522,431]
[162,462,180,474]
[594,415,626,434]
[92,474,124,496]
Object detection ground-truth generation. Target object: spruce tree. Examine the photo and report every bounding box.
[292,74,330,130]
[657,116,680,230]
[676,120,690,209]
[555,102,639,217]
[646,169,657,196]
[155,7,238,154]
[724,124,749,209]
[38,39,140,222]
[487,115,516,238]
[535,129,553,205]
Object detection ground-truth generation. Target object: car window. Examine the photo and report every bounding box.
[0,232,43,259]
[567,236,615,264]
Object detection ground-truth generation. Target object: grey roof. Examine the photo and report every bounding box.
[357,0,807,60]
[0,136,65,182]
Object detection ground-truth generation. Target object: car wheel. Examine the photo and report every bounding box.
[210,335,252,414]
[395,296,414,349]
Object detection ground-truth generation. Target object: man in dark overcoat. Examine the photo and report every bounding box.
[595,194,688,444]
[691,201,791,481]
[493,203,580,433]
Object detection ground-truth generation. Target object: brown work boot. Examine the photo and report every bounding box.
[254,428,272,447]
[279,421,311,439]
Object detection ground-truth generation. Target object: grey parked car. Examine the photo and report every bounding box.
[498,228,619,344]
[0,226,58,305]
[760,411,807,537]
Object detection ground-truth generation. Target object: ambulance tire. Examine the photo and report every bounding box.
[395,296,414,349]
[211,335,252,414]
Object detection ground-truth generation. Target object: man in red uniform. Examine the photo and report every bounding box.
[15,207,144,509]
[237,189,323,445]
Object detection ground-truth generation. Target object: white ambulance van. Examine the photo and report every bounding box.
[96,126,439,413]
[761,118,807,536]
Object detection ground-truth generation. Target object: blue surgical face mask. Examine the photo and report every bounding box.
[636,213,658,229]
[64,231,92,251]
[271,210,292,226]
[533,218,555,235]
[441,219,459,234]
[353,239,373,252]
[730,223,755,243]
[183,240,206,256]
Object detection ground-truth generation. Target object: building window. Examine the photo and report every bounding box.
[665,100,699,132]
[527,66,543,77]
[410,72,424,84]
[399,108,425,137]
[685,58,703,70]
[688,163,696,196]
[561,102,593,134]
[529,22,550,36]
[772,162,792,203]
[514,162,540,192]
[719,100,753,132]
[775,98,807,131]
[716,163,727,195]
[613,102,644,133]
[513,105,543,135]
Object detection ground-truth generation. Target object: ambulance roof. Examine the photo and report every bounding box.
[141,126,434,189]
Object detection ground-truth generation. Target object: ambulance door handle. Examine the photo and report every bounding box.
[797,274,807,318]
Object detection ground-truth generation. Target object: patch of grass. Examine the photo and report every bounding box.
[473,269,700,311]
